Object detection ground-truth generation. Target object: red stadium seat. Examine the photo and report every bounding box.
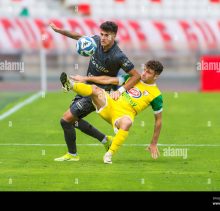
[78,4,91,16]
[114,0,126,2]
[210,0,220,3]
[150,0,162,3]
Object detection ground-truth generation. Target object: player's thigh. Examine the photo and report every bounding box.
[97,95,115,125]
[91,86,106,110]
[70,96,95,119]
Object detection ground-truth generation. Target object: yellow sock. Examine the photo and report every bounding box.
[109,129,129,155]
[73,83,93,96]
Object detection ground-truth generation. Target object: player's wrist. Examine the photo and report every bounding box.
[151,141,158,145]
[118,86,126,94]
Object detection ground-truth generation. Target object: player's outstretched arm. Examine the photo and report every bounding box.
[111,69,140,100]
[50,23,83,40]
[70,75,119,85]
[146,112,162,159]
[123,69,140,91]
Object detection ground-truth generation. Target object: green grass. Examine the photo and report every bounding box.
[0,92,220,191]
[0,92,33,114]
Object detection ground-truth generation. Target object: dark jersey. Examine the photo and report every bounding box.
[86,35,134,91]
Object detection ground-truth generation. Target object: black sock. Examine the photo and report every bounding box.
[60,118,77,154]
[75,119,105,142]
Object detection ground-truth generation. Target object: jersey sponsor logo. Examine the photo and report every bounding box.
[90,56,109,73]
[127,88,142,98]
[122,92,137,107]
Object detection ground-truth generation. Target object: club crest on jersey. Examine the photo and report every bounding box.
[143,90,149,96]
[127,88,142,98]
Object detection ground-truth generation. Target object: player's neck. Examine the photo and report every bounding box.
[143,79,156,84]
[103,42,114,52]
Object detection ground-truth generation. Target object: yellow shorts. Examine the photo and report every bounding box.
[94,92,136,132]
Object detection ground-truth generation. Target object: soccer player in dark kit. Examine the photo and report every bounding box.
[50,21,140,161]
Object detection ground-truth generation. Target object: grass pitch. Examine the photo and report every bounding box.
[0,91,220,191]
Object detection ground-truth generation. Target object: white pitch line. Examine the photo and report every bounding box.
[0,92,42,121]
[0,143,220,147]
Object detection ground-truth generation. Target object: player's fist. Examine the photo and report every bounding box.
[110,90,121,100]
[146,144,160,159]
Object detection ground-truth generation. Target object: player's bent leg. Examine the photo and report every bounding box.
[73,83,93,96]
[91,86,106,111]
[60,73,106,110]
[54,109,79,162]
[103,117,132,164]
[70,96,110,148]
[77,119,112,150]
[60,72,93,96]
[63,109,78,123]
[117,116,133,131]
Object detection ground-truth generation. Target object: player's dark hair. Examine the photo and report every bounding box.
[100,21,118,34]
[146,60,163,75]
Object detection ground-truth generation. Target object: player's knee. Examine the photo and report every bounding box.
[119,117,132,130]
[62,110,75,123]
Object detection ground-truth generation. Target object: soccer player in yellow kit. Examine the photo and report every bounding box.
[61,60,163,164]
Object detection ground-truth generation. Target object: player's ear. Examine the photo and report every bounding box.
[154,74,159,80]
[111,33,116,39]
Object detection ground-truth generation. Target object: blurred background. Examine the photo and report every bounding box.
[0,0,220,100]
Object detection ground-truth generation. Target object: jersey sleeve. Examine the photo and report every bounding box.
[150,95,163,114]
[118,53,134,73]
[117,74,130,85]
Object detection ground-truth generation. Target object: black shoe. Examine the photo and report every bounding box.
[60,72,71,92]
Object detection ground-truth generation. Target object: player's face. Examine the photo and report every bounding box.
[141,67,158,83]
[100,30,115,47]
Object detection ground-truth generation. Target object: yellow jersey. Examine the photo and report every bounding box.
[117,74,163,115]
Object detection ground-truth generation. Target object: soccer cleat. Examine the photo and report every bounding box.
[103,151,112,164]
[54,153,80,161]
[104,136,113,151]
[60,72,72,92]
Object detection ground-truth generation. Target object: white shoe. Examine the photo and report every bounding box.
[103,152,112,164]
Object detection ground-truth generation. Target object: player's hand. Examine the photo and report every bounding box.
[110,90,121,100]
[146,144,160,159]
[50,23,60,32]
[70,75,86,83]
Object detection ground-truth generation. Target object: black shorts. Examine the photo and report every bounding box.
[70,95,96,119]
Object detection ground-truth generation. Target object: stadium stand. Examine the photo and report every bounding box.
[0,0,220,92]
[0,0,220,18]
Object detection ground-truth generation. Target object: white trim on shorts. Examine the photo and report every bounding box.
[92,90,108,113]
